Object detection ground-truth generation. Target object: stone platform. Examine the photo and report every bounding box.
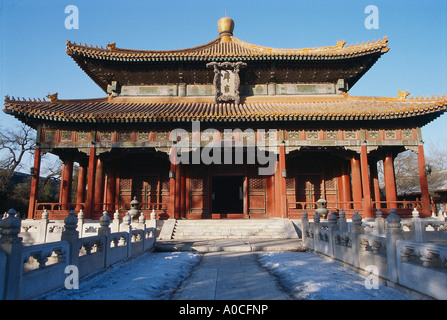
[155,238,306,252]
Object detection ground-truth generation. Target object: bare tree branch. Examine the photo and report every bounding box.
[0,123,36,172]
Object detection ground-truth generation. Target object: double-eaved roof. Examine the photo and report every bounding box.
[66,36,389,62]
[4,93,447,126]
[3,17,446,129]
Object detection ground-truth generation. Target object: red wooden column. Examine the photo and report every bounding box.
[383,154,398,209]
[273,162,281,217]
[180,166,186,218]
[370,160,382,207]
[85,147,96,219]
[28,147,41,219]
[274,144,287,218]
[60,158,74,210]
[360,145,373,217]
[341,161,352,209]
[105,165,116,212]
[168,145,177,219]
[58,162,65,204]
[93,158,105,217]
[350,155,363,210]
[417,144,431,217]
[76,164,86,211]
[175,163,181,219]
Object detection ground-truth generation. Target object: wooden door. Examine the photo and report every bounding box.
[297,174,322,210]
[248,176,266,215]
[132,175,160,209]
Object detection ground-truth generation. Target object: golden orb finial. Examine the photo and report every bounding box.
[217,16,234,41]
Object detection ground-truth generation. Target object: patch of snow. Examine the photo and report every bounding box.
[257,252,412,300]
[38,252,201,300]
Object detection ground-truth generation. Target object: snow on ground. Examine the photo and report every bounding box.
[39,252,201,300]
[257,252,412,300]
[39,250,413,300]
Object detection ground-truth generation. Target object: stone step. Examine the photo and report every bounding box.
[169,218,298,240]
[173,229,282,234]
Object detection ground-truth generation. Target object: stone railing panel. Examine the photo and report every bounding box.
[20,241,70,299]
[358,234,389,280]
[333,230,354,266]
[0,209,157,300]
[396,240,447,300]
[78,235,106,278]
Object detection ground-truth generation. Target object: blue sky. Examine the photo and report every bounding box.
[1,0,446,151]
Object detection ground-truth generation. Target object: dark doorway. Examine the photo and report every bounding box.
[211,176,244,214]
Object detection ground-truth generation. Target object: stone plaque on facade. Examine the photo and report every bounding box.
[206,61,247,104]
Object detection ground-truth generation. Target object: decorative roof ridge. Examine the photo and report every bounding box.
[4,95,108,104]
[66,35,389,58]
[66,37,222,55]
[347,92,447,102]
[229,36,389,55]
[6,92,447,106]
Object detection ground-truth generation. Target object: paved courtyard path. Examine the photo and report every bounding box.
[172,252,290,300]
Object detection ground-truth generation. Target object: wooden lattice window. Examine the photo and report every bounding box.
[325,179,336,190]
[249,177,265,190]
[161,178,170,192]
[191,178,204,190]
[120,178,132,191]
[286,178,295,190]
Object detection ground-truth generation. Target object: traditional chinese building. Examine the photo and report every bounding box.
[3,17,447,220]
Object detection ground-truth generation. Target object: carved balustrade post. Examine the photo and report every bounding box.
[375,209,385,236]
[120,212,132,258]
[412,208,423,242]
[138,211,147,230]
[0,209,23,299]
[98,211,111,268]
[337,209,348,232]
[327,212,338,258]
[350,210,364,268]
[312,211,321,251]
[112,209,120,233]
[38,209,49,243]
[61,210,79,268]
[301,211,309,242]
[148,209,157,229]
[385,209,403,283]
[77,209,85,238]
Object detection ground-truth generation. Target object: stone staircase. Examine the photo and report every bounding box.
[165,219,298,240]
